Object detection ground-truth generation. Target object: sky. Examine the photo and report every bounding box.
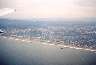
[0,8,15,16]
[0,0,96,19]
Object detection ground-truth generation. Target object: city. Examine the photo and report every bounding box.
[0,19,96,50]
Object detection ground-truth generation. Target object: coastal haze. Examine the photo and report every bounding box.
[0,0,96,19]
[0,0,96,65]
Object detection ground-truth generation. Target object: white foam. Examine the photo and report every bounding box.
[90,50,96,52]
[42,43,48,45]
[27,40,32,43]
[2,36,96,53]
[21,40,26,42]
[49,44,55,46]
[15,38,19,41]
[75,48,83,50]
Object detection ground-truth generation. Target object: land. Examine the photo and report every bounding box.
[0,19,96,50]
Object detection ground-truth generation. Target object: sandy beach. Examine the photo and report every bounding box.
[1,36,96,53]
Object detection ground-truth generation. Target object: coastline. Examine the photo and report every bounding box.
[1,36,96,53]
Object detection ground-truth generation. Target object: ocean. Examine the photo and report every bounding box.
[0,37,96,65]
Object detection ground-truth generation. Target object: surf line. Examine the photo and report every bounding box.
[2,36,96,53]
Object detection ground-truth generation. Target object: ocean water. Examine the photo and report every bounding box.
[0,18,96,65]
[0,37,96,65]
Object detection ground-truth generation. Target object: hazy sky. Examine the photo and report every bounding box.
[0,0,96,19]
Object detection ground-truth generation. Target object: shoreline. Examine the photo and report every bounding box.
[1,36,96,53]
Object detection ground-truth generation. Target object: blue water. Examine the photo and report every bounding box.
[0,37,96,65]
